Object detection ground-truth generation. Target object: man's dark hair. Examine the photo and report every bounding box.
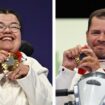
[88,8,105,32]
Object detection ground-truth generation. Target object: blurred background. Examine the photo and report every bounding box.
[0,0,52,83]
[56,0,105,75]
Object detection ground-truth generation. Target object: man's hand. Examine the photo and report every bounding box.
[78,46,100,72]
[8,63,29,80]
[62,45,81,70]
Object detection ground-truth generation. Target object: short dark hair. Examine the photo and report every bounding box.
[88,8,105,32]
[0,9,22,31]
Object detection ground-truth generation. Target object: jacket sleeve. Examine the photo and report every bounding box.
[56,66,76,105]
[56,66,76,89]
[17,56,52,105]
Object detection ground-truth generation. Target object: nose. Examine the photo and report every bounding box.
[3,27,12,33]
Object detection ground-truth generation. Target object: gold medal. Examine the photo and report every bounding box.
[75,53,87,65]
[75,56,80,65]
[1,52,22,72]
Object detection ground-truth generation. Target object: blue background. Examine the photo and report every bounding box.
[0,0,52,83]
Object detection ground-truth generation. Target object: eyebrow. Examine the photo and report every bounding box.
[0,21,20,25]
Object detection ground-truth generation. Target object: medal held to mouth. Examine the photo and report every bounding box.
[1,51,22,73]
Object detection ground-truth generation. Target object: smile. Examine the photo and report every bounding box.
[0,36,14,41]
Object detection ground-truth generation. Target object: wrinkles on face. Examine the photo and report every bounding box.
[92,37,105,47]
[87,17,105,59]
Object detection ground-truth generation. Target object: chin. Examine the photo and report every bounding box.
[96,52,105,59]
[2,47,12,52]
[1,45,14,51]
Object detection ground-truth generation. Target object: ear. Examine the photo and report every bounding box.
[86,30,88,43]
[86,30,88,36]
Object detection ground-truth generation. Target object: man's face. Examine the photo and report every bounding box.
[87,17,105,59]
[0,13,21,52]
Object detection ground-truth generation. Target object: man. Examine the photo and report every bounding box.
[0,9,52,105]
[56,8,105,105]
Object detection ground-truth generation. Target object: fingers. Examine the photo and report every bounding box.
[8,64,29,80]
[78,45,100,72]
[0,50,9,56]
[62,44,99,71]
[8,68,20,80]
[79,56,94,63]
[0,50,9,63]
[62,45,81,70]
[80,45,96,57]
[64,45,81,58]
[78,56,100,72]
[0,50,9,73]
[78,62,92,72]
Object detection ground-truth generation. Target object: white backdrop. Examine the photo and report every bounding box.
[56,19,88,74]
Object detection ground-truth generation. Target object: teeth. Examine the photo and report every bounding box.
[2,37,12,41]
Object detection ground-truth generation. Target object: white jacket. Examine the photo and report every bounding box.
[56,61,105,105]
[0,52,52,105]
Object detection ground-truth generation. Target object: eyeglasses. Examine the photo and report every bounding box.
[0,23,21,33]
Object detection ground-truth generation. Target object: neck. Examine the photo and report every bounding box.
[99,59,105,62]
